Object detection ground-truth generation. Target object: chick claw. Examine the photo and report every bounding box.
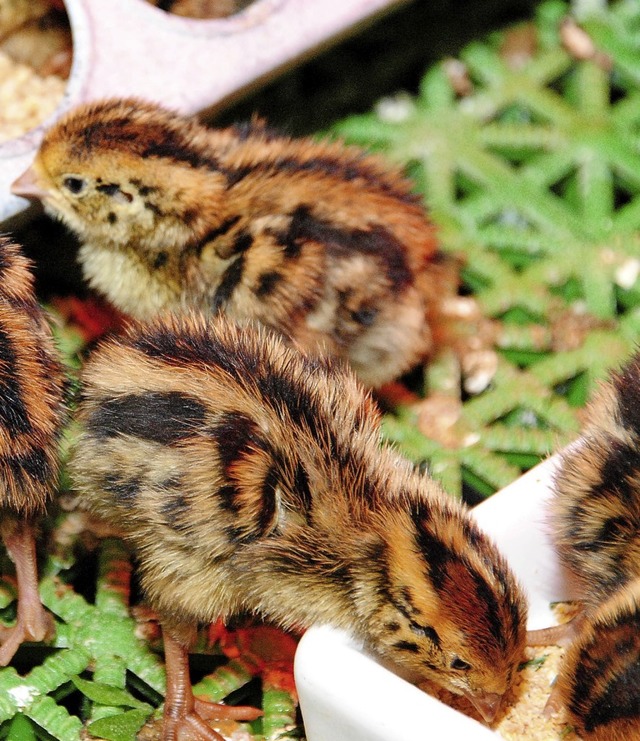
[164,711,223,741]
[163,699,262,741]
[0,609,55,666]
[193,698,263,722]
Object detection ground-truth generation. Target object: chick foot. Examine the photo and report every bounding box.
[162,625,262,741]
[0,520,54,665]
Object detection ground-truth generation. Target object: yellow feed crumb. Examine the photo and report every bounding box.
[0,49,65,142]
[497,644,578,740]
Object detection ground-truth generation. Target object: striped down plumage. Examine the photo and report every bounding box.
[70,311,525,732]
[16,98,457,387]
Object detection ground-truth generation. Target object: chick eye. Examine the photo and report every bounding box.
[451,657,471,671]
[63,176,87,195]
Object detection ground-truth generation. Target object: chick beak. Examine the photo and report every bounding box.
[466,690,503,724]
[11,167,48,201]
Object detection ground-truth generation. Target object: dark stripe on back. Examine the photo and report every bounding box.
[255,371,320,439]
[131,322,260,381]
[87,391,207,444]
[583,662,640,731]
[208,411,264,474]
[613,356,640,434]
[212,254,245,312]
[274,205,412,290]
[293,460,312,514]
[595,440,640,504]
[194,215,241,255]
[129,324,336,452]
[102,472,141,505]
[142,139,222,171]
[0,327,32,436]
[227,153,419,206]
[6,447,52,485]
[260,464,280,534]
[255,271,282,297]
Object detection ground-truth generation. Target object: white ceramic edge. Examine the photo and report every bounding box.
[0,0,410,225]
[295,449,578,741]
[296,625,498,741]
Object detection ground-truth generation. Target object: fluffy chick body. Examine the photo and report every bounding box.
[550,351,640,739]
[0,236,66,664]
[551,352,640,606]
[14,98,452,387]
[555,579,640,741]
[70,312,525,737]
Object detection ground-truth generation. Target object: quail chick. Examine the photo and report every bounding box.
[69,312,525,740]
[545,350,640,736]
[0,236,66,665]
[550,351,640,608]
[554,578,640,741]
[11,97,455,388]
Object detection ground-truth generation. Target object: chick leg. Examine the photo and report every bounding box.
[527,611,588,719]
[0,519,54,665]
[526,610,586,647]
[162,623,262,741]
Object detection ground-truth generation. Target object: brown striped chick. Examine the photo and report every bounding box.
[551,351,640,610]
[0,237,66,665]
[554,578,640,741]
[69,312,525,740]
[11,98,454,388]
[542,350,640,735]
